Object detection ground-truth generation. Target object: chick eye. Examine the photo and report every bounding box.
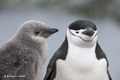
[76,32,79,34]
[35,31,40,35]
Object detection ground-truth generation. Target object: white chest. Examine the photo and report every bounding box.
[36,42,48,80]
[55,46,109,80]
[40,42,48,64]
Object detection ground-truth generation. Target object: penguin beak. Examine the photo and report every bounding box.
[82,28,94,37]
[47,28,59,34]
[41,28,58,38]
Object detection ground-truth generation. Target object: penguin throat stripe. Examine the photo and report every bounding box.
[69,30,97,42]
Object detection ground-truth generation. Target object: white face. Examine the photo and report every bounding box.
[67,29,98,48]
[31,35,46,44]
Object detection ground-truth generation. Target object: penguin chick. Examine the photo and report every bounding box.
[44,20,112,80]
[0,20,58,80]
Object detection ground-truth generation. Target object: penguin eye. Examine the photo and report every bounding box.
[35,31,40,35]
[76,32,79,34]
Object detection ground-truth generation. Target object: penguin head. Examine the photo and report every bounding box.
[17,20,58,44]
[67,20,98,48]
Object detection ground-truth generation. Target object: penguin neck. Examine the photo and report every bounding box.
[39,42,48,64]
[68,41,96,54]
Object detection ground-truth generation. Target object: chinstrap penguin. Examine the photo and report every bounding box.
[0,20,58,80]
[44,20,112,80]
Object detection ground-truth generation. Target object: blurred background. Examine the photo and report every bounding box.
[0,0,120,80]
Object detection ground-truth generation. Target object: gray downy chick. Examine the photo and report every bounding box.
[0,20,58,80]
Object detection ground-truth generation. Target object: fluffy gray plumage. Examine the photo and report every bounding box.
[0,20,58,80]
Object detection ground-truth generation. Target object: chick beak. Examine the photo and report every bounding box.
[47,28,59,34]
[41,28,58,38]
